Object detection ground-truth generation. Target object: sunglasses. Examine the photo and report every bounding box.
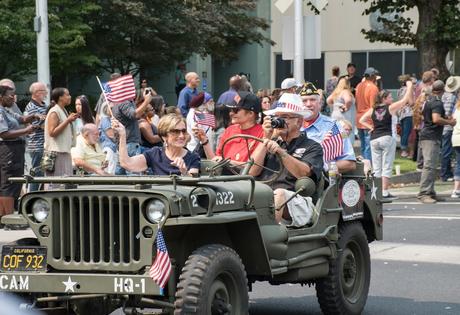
[169,128,187,136]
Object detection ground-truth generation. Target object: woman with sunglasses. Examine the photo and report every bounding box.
[113,113,200,176]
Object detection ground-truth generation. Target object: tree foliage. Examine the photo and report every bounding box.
[0,0,36,80]
[355,0,460,79]
[87,0,272,76]
[0,0,271,80]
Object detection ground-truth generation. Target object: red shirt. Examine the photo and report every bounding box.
[216,124,264,162]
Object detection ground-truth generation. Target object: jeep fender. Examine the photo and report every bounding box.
[164,211,272,277]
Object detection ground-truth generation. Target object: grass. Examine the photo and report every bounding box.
[393,153,417,175]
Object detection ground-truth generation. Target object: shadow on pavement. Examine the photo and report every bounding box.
[249,295,459,315]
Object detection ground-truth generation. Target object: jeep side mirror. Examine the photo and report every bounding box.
[295,177,316,197]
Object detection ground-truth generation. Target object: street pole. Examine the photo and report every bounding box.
[35,0,51,103]
[294,0,304,83]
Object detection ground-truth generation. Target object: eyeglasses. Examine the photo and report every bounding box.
[169,128,187,136]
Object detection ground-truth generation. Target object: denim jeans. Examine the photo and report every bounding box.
[115,142,140,175]
[454,147,460,181]
[358,128,372,160]
[440,130,453,180]
[26,150,44,192]
[399,117,413,151]
[418,140,441,197]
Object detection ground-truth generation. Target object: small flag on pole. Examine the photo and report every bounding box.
[194,111,216,128]
[321,123,343,162]
[102,75,136,103]
[149,230,172,294]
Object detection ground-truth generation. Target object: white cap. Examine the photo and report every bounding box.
[281,78,300,90]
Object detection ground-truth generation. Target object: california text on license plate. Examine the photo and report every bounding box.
[1,246,47,272]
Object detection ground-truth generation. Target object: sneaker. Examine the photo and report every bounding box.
[451,191,460,198]
[418,195,437,204]
[416,168,423,172]
[382,193,398,201]
[401,151,408,158]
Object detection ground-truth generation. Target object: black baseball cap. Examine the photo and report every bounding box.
[226,91,261,113]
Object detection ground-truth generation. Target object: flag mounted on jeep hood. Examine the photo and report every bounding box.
[149,229,171,294]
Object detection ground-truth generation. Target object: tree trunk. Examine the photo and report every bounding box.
[416,1,450,80]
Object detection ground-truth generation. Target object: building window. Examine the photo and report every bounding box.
[275,53,325,89]
[352,50,420,90]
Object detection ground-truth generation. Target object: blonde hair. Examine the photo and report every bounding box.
[330,77,351,101]
[157,114,186,138]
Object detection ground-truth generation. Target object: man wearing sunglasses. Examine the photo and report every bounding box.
[248,93,324,227]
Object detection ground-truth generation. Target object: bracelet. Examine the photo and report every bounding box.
[201,139,209,146]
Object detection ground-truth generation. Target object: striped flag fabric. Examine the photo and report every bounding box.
[194,111,216,128]
[102,75,136,103]
[149,230,172,293]
[321,123,343,162]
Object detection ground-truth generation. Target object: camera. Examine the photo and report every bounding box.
[270,116,286,129]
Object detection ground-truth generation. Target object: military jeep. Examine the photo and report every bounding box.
[0,157,382,315]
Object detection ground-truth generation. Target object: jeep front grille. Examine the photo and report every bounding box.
[47,195,150,271]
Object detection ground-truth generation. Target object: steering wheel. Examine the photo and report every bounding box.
[218,134,285,184]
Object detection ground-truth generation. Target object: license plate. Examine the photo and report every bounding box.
[1,246,47,272]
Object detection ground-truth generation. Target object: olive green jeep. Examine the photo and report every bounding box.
[0,158,382,315]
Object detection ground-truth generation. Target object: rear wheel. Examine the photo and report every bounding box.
[316,222,371,315]
[174,244,248,315]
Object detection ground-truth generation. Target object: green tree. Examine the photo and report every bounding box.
[48,0,101,86]
[0,0,36,80]
[0,1,100,84]
[355,0,460,79]
[87,0,272,76]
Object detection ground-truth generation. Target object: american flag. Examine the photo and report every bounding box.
[321,123,343,162]
[102,75,136,103]
[194,111,216,128]
[149,230,172,293]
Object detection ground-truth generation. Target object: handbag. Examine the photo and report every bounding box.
[41,150,57,172]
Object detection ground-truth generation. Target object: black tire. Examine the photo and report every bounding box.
[315,222,371,315]
[174,244,248,315]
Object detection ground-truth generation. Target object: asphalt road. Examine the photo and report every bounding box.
[1,201,459,315]
[249,201,460,315]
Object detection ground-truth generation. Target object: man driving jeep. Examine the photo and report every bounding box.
[249,93,324,227]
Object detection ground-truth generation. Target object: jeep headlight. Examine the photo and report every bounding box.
[145,199,166,223]
[32,199,50,222]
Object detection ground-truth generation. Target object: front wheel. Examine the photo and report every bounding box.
[174,244,248,315]
[315,222,371,315]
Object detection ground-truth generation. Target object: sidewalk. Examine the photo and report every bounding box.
[390,179,458,200]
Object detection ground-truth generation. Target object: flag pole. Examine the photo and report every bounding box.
[96,76,113,117]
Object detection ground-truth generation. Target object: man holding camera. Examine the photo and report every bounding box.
[299,82,356,173]
[112,88,152,175]
[249,93,323,227]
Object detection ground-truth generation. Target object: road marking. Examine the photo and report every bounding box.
[370,242,460,265]
[390,202,460,205]
[385,215,460,220]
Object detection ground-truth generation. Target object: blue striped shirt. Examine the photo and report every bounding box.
[24,100,48,151]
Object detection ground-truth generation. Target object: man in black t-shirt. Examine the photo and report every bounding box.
[249,93,324,227]
[418,80,456,204]
[346,63,361,96]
